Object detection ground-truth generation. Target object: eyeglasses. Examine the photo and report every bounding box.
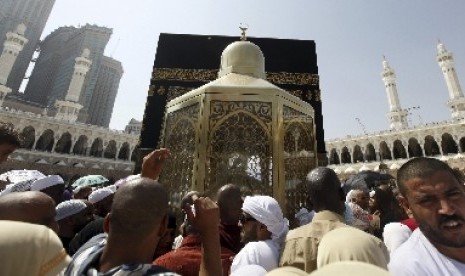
[239,214,257,224]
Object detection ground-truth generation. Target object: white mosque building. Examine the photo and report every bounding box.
[0,24,138,174]
[326,41,465,174]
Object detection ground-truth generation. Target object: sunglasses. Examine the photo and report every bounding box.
[239,214,257,224]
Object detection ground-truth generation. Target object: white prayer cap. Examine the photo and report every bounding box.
[55,199,87,221]
[107,184,117,193]
[0,180,33,196]
[88,187,114,204]
[242,196,289,244]
[31,175,64,191]
[295,207,313,226]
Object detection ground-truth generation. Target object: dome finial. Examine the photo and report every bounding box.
[239,23,249,41]
[437,39,447,53]
[382,55,389,69]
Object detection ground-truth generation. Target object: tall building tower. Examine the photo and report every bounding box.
[0,0,56,93]
[55,48,92,122]
[24,24,112,110]
[0,24,28,106]
[381,57,408,130]
[23,26,76,105]
[437,41,465,121]
[0,0,14,31]
[86,56,123,127]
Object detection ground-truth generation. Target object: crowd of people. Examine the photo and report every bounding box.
[0,122,464,275]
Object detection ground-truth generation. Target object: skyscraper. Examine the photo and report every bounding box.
[0,0,56,93]
[86,56,123,127]
[23,26,76,105]
[24,24,112,109]
[0,0,14,33]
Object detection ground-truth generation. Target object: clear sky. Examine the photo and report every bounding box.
[38,0,465,139]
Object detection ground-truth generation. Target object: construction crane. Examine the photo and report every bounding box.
[355,117,368,135]
[110,38,120,58]
[404,106,422,126]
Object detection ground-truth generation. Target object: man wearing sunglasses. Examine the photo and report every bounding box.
[230,195,289,273]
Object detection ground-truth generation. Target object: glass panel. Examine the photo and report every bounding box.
[159,103,199,208]
[283,106,315,225]
[206,101,272,197]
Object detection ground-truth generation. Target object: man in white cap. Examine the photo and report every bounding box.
[88,187,114,218]
[56,199,94,252]
[31,175,65,205]
[230,195,289,273]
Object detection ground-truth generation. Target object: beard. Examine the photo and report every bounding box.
[416,214,465,248]
[240,223,258,244]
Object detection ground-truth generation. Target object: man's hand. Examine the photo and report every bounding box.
[185,197,222,276]
[370,210,381,230]
[184,197,220,235]
[141,148,171,180]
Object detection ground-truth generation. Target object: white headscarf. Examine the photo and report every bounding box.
[317,227,389,269]
[242,196,289,245]
[0,221,71,276]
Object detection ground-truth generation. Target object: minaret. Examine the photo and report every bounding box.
[54,48,92,122]
[437,41,465,121]
[381,57,408,130]
[0,23,28,106]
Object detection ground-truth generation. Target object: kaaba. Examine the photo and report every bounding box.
[135,33,327,172]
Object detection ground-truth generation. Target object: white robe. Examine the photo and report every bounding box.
[389,229,465,275]
[231,239,279,272]
[383,222,413,254]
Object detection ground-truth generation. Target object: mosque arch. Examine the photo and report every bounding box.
[329,148,340,165]
[73,135,88,155]
[353,145,364,163]
[441,133,458,155]
[393,140,407,159]
[54,132,72,154]
[379,141,392,161]
[131,148,137,162]
[104,140,117,159]
[424,135,440,156]
[341,147,351,164]
[20,126,35,149]
[35,129,54,152]
[364,143,376,162]
[460,137,465,153]
[89,138,103,157]
[118,142,130,160]
[207,111,273,196]
[407,138,423,158]
[284,122,314,154]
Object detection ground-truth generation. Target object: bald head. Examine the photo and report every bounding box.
[306,167,344,214]
[217,184,242,224]
[397,157,454,197]
[0,191,58,232]
[109,177,169,239]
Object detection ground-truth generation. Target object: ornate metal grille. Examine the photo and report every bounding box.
[283,106,316,225]
[206,101,273,197]
[159,103,199,208]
